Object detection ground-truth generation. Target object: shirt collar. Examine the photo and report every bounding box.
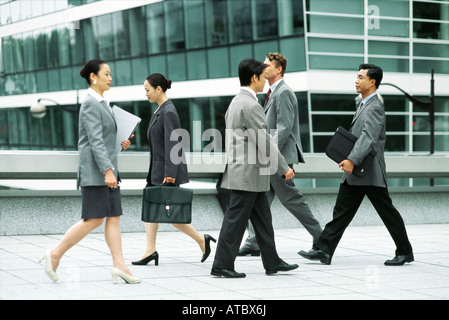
[240,86,258,102]
[361,92,377,106]
[87,87,109,106]
[269,78,283,92]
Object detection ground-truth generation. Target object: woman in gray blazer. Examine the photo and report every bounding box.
[132,73,216,266]
[39,59,140,284]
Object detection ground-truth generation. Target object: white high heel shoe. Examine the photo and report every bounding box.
[111,267,141,284]
[38,250,58,282]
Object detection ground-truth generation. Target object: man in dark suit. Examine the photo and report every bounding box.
[239,53,322,257]
[211,59,298,278]
[298,64,414,266]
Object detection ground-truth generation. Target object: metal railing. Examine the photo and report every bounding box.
[1,150,449,181]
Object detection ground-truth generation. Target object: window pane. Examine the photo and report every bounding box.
[187,50,207,80]
[368,57,409,73]
[58,27,71,67]
[205,0,228,46]
[308,15,364,35]
[60,66,74,91]
[309,38,363,54]
[184,0,206,49]
[129,7,147,57]
[207,47,229,79]
[386,135,407,152]
[146,2,165,54]
[254,0,278,40]
[413,2,449,21]
[48,69,61,92]
[167,53,187,81]
[131,58,149,85]
[368,19,409,37]
[414,43,449,58]
[114,60,131,86]
[95,15,114,60]
[278,0,304,36]
[311,94,358,112]
[165,1,185,51]
[82,19,98,61]
[307,0,363,15]
[148,55,167,77]
[228,0,252,43]
[369,0,409,18]
[309,55,363,70]
[369,40,409,56]
[280,37,306,72]
[312,115,353,132]
[414,22,449,40]
[413,59,449,74]
[254,40,279,62]
[382,95,407,112]
[112,11,130,59]
[229,44,253,76]
[35,32,48,69]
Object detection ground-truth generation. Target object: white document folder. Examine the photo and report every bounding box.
[112,105,142,153]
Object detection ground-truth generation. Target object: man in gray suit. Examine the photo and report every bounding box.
[239,53,322,256]
[299,64,414,266]
[211,59,298,278]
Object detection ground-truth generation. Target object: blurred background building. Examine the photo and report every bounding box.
[1,0,449,188]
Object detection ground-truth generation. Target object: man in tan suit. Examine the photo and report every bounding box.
[211,59,298,278]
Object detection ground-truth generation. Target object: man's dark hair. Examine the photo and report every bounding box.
[359,64,383,89]
[238,58,266,86]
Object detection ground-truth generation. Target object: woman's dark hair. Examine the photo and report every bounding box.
[80,59,107,85]
[145,73,172,92]
[359,63,383,89]
[238,58,266,86]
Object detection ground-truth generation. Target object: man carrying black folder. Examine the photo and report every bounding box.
[298,64,414,266]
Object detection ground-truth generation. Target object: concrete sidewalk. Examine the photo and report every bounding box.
[1,224,448,301]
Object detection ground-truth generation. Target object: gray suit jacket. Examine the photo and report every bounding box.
[264,79,305,164]
[343,94,387,187]
[221,89,289,192]
[77,94,119,187]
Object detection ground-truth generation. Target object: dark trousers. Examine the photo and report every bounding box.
[212,190,282,270]
[316,181,413,256]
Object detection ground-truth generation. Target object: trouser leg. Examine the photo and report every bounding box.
[316,181,365,256]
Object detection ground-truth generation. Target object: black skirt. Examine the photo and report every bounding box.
[81,186,123,220]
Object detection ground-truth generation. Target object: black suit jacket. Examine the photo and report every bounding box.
[146,100,189,186]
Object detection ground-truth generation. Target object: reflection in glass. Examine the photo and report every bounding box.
[165,1,185,51]
[228,0,252,43]
[205,0,228,46]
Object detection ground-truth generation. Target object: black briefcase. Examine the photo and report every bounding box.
[325,126,377,178]
[141,185,193,224]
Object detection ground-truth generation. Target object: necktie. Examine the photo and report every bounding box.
[265,89,271,105]
[355,102,363,117]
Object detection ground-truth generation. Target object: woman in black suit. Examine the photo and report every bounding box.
[132,73,215,266]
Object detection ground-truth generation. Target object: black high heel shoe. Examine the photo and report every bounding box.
[201,234,217,263]
[132,251,159,266]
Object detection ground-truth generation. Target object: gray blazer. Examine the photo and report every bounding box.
[221,89,289,192]
[344,94,387,187]
[264,79,305,164]
[77,94,119,187]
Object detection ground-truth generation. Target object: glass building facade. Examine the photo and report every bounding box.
[1,0,449,186]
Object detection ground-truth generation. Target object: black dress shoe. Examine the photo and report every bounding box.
[266,261,299,275]
[298,248,332,265]
[237,246,260,256]
[132,251,159,266]
[384,253,414,266]
[201,234,217,263]
[211,267,246,278]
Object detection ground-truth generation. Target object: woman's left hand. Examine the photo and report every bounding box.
[121,134,134,151]
[163,177,176,184]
